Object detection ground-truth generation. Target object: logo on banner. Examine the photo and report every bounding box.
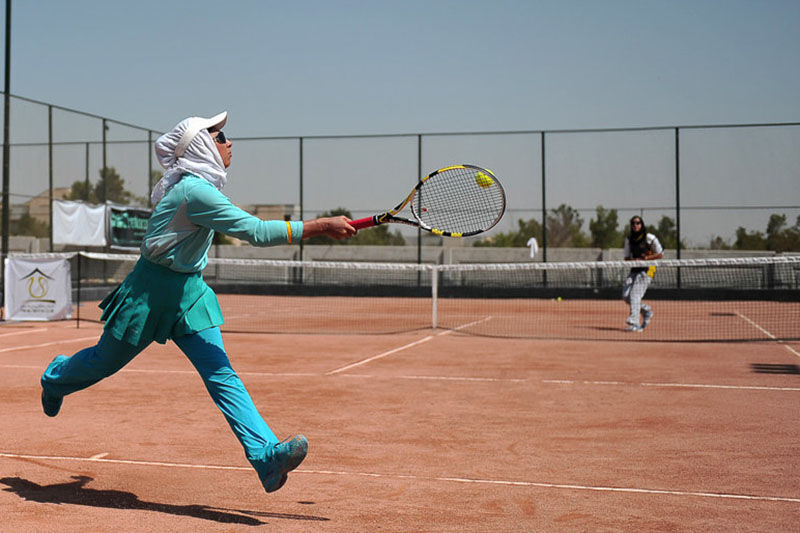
[18,267,57,313]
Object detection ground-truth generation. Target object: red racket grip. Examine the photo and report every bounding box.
[351,216,378,230]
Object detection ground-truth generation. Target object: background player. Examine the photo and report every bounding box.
[622,215,663,332]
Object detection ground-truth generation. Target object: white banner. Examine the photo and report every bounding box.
[4,257,73,321]
[52,200,107,246]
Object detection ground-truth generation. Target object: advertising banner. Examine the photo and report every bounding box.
[108,205,151,249]
[4,256,73,321]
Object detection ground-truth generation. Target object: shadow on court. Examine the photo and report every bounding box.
[0,476,329,525]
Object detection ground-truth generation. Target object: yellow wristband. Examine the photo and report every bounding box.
[286,221,292,243]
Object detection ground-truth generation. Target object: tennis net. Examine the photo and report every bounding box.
[19,252,800,342]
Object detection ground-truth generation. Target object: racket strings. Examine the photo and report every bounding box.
[412,166,505,234]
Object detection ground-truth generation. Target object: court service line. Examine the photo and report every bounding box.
[325,317,493,375]
[736,312,800,359]
[1,452,797,504]
[0,336,99,354]
[735,312,776,340]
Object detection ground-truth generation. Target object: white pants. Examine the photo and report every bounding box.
[622,271,652,325]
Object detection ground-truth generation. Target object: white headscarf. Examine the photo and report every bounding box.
[151,114,228,205]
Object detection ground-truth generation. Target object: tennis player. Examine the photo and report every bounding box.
[40,112,356,494]
[622,215,663,332]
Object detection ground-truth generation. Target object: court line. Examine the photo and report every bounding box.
[736,312,776,340]
[0,336,99,354]
[541,380,800,392]
[641,382,800,391]
[325,317,493,375]
[0,327,49,339]
[2,362,797,391]
[736,312,800,359]
[324,335,435,375]
[1,452,797,504]
[122,368,320,378]
[340,374,527,383]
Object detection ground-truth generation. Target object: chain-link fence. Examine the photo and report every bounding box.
[2,93,799,261]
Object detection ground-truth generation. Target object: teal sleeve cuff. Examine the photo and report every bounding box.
[291,221,303,242]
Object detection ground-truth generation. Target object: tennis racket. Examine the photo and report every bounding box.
[351,164,506,237]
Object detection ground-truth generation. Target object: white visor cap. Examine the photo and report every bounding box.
[174,111,228,158]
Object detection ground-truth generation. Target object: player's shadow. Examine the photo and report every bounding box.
[0,475,329,526]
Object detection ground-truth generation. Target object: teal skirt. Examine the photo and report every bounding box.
[99,258,224,345]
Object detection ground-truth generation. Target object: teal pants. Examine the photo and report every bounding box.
[40,327,279,462]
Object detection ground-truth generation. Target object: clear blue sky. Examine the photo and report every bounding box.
[11,0,800,136]
[5,0,800,246]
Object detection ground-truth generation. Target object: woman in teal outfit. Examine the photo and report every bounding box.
[40,112,356,494]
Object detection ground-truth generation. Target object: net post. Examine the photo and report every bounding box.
[431,265,438,330]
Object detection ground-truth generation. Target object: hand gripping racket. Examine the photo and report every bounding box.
[351,164,506,237]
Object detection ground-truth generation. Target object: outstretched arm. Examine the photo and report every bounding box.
[301,216,357,240]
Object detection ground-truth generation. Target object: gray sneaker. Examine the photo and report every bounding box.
[642,310,654,328]
[251,435,308,493]
[41,389,63,417]
[625,324,643,332]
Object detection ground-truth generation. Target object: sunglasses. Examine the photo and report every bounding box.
[212,130,228,144]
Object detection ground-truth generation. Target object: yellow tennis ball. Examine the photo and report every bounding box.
[557,297,562,302]
[475,171,494,189]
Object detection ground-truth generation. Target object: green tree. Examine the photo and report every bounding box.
[473,217,542,247]
[305,207,406,246]
[351,223,406,245]
[546,204,588,247]
[733,227,767,250]
[732,213,800,252]
[67,180,93,202]
[11,213,49,237]
[708,235,731,250]
[653,215,687,250]
[765,213,800,252]
[589,205,622,249]
[66,166,145,205]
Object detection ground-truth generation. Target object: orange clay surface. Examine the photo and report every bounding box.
[1,319,799,531]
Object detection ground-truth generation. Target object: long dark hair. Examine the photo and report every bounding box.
[629,215,646,242]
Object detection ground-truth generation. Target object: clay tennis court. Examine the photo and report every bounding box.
[1,306,799,531]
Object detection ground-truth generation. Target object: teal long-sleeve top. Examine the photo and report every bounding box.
[141,175,303,272]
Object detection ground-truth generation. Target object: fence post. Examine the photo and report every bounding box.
[147,130,153,207]
[84,142,90,200]
[48,105,53,251]
[540,131,547,263]
[417,134,422,271]
[1,0,11,290]
[675,127,682,289]
[102,118,107,202]
[298,136,304,262]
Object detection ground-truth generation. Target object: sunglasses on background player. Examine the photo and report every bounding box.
[212,130,227,144]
